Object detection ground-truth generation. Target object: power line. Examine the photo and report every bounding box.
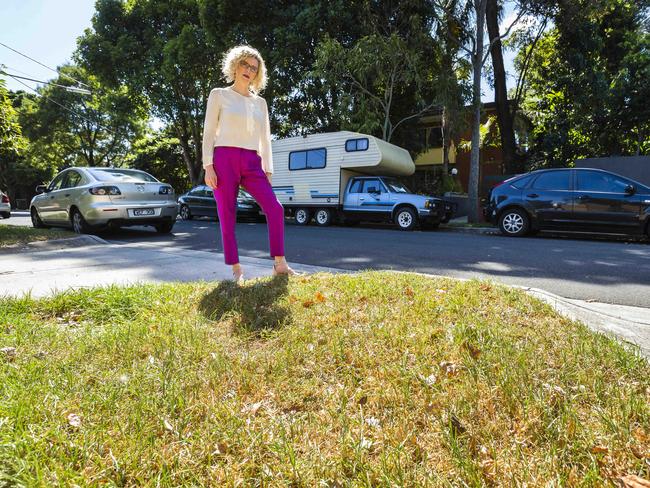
[4,72,119,136]
[0,40,90,89]
[0,70,91,94]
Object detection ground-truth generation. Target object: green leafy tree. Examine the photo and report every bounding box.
[0,80,28,204]
[128,133,191,194]
[29,65,147,168]
[520,0,650,165]
[77,0,223,185]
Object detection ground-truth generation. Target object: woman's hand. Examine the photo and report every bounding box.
[205,166,218,189]
[266,172,272,184]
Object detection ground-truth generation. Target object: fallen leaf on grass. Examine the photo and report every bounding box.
[315,291,326,302]
[67,413,82,428]
[619,475,650,487]
[439,361,462,376]
[302,299,314,308]
[591,445,609,454]
[462,341,481,359]
[0,347,16,361]
[358,395,368,406]
[404,287,414,298]
[242,401,263,416]
[163,419,175,433]
[212,442,229,456]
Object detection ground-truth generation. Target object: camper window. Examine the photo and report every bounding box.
[289,148,327,170]
[345,138,369,152]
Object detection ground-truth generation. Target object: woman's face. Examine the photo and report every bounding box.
[236,56,259,85]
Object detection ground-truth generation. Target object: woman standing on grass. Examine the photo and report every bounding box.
[202,45,296,283]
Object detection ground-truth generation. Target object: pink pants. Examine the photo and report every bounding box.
[212,146,285,265]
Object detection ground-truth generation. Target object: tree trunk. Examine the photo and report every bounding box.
[442,106,450,176]
[486,0,519,175]
[468,0,487,223]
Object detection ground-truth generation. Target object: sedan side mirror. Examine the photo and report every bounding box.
[35,184,49,194]
[625,184,636,195]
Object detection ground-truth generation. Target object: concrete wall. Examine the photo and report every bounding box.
[575,156,650,186]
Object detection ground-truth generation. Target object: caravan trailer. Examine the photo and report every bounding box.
[270,131,455,230]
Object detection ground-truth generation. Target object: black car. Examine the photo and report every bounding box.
[177,185,264,221]
[484,168,650,238]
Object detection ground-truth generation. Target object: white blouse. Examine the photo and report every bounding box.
[201,86,273,173]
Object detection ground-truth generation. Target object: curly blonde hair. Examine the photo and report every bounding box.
[221,45,268,95]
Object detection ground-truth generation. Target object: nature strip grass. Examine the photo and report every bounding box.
[0,224,75,247]
[0,272,648,486]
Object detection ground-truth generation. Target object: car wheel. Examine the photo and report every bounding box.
[294,208,311,225]
[498,208,530,237]
[395,207,417,231]
[31,207,47,228]
[155,222,175,234]
[71,208,93,234]
[179,204,192,220]
[314,208,332,226]
[0,212,10,219]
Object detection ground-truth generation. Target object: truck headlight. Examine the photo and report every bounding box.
[425,200,437,209]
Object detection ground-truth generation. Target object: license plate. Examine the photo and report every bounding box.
[133,208,155,216]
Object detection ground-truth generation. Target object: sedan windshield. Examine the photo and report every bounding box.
[89,169,158,183]
[382,178,411,193]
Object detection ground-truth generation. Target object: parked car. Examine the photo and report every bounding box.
[177,185,263,221]
[0,191,10,219]
[484,168,650,238]
[30,167,178,234]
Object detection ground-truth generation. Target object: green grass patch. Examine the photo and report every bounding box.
[1,272,648,486]
[0,224,75,247]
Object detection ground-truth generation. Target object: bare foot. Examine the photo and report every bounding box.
[272,262,298,276]
[232,265,244,284]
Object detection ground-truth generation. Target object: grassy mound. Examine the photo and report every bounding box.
[1,272,648,486]
[0,224,75,247]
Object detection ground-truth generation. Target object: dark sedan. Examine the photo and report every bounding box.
[484,168,650,238]
[177,185,264,221]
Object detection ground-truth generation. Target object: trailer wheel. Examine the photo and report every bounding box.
[314,208,333,226]
[294,208,311,225]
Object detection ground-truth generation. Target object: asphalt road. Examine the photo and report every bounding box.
[4,212,650,307]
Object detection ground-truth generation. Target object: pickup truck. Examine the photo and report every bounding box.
[289,175,456,231]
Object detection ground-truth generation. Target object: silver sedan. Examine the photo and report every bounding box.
[30,167,178,234]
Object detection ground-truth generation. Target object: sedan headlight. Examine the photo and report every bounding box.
[89,186,121,196]
[159,186,174,195]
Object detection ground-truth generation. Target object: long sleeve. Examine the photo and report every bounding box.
[202,89,221,169]
[259,98,273,174]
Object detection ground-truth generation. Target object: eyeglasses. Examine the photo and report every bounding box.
[239,59,259,74]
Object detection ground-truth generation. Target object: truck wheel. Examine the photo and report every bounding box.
[294,208,311,225]
[498,208,530,237]
[395,207,417,231]
[314,208,332,226]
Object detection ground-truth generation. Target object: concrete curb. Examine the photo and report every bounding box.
[0,234,109,253]
[389,269,650,360]
[439,225,497,235]
[522,286,650,359]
